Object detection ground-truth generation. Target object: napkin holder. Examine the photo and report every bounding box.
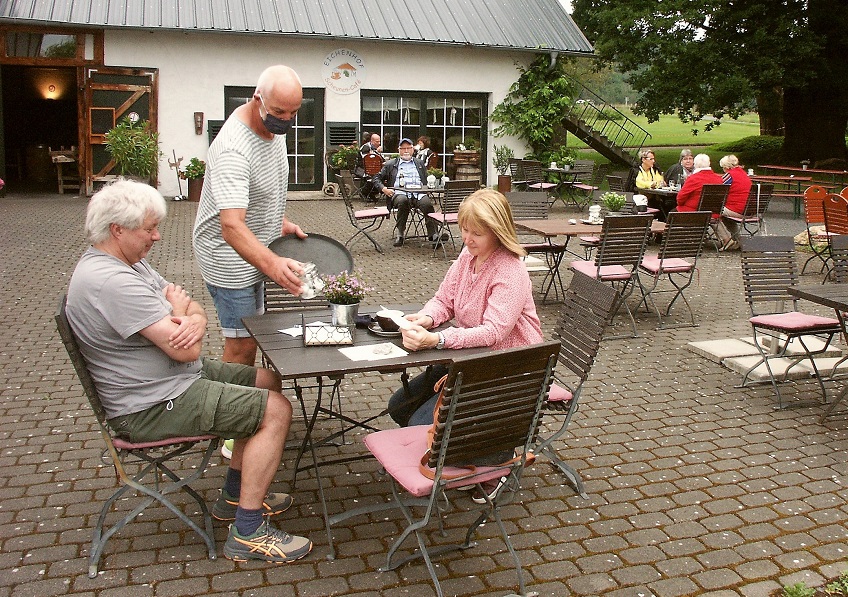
[301,315,354,346]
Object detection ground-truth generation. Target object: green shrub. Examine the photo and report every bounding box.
[532,146,577,167]
[711,135,783,167]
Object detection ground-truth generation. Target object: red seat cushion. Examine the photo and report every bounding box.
[355,207,389,219]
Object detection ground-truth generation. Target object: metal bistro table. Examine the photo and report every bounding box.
[640,187,679,220]
[787,284,848,421]
[515,218,667,300]
[243,306,491,558]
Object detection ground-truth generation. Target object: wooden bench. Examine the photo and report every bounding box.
[49,147,80,194]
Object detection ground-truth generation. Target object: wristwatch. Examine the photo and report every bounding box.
[435,332,445,350]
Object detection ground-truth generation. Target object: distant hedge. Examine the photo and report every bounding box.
[711,136,783,166]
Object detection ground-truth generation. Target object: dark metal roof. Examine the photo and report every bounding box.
[0,0,593,55]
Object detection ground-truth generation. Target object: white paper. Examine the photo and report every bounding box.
[338,343,408,361]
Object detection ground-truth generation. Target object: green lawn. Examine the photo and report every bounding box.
[569,110,761,148]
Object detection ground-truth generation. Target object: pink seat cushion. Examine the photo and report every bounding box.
[573,184,598,192]
[579,236,600,244]
[427,213,457,224]
[364,425,514,497]
[112,434,217,450]
[546,382,573,403]
[528,182,557,190]
[571,260,632,280]
[749,311,840,333]
[355,207,389,219]
[640,255,693,273]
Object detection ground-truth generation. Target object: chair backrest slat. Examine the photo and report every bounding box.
[505,191,551,220]
[55,295,108,424]
[742,183,774,218]
[804,185,829,226]
[740,236,799,314]
[697,184,730,216]
[832,234,848,283]
[593,214,653,268]
[427,341,560,469]
[823,194,848,236]
[657,211,712,261]
[441,180,479,214]
[606,174,626,192]
[520,160,545,186]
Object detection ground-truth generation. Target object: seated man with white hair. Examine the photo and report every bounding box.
[675,153,724,212]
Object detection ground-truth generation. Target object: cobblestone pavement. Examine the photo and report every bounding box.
[2,190,847,597]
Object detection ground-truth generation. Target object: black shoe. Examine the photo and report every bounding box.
[393,234,404,247]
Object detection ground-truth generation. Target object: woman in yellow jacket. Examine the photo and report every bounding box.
[634,149,666,189]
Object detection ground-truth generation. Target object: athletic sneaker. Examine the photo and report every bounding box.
[212,488,293,521]
[221,438,234,459]
[223,520,312,563]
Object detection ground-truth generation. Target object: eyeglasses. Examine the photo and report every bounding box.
[644,156,655,161]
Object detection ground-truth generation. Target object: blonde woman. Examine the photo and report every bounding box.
[387,188,543,427]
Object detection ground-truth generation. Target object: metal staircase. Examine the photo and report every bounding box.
[563,75,651,168]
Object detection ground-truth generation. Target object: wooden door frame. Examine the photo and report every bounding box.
[83,66,158,194]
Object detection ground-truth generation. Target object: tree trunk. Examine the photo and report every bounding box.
[756,88,783,137]
[782,85,848,163]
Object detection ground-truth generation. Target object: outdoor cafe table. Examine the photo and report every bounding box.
[760,164,848,187]
[640,187,679,219]
[515,218,666,301]
[751,174,813,218]
[242,306,491,557]
[787,284,848,421]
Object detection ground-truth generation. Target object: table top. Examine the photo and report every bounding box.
[788,285,848,312]
[640,187,679,196]
[390,185,443,193]
[761,164,848,176]
[515,218,666,238]
[244,306,490,380]
[751,175,813,182]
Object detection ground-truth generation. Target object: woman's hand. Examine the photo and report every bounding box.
[405,313,433,328]
[401,325,439,352]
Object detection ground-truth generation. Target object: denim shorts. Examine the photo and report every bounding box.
[108,358,266,443]
[206,281,264,338]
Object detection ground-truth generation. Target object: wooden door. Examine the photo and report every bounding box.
[83,66,157,194]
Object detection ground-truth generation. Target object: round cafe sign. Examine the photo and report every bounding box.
[322,48,366,95]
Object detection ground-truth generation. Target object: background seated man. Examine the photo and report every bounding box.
[66,179,312,565]
[372,138,443,247]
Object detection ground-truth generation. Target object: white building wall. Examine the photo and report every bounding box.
[105,30,530,197]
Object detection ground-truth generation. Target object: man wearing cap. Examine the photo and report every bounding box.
[372,138,441,246]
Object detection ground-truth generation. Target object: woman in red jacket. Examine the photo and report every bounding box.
[675,154,724,212]
[716,154,752,250]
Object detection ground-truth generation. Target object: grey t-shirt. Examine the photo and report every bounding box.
[66,247,202,419]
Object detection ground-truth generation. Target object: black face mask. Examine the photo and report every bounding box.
[259,94,295,135]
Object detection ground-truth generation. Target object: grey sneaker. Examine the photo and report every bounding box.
[223,520,312,563]
[212,489,293,521]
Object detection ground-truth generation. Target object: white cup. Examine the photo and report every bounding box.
[748,168,754,176]
[550,161,557,169]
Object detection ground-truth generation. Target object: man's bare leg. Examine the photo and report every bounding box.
[223,336,258,366]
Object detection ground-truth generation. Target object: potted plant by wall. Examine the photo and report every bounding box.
[180,157,206,202]
[104,117,163,183]
[493,145,515,193]
[328,144,360,173]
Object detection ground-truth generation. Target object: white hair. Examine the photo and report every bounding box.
[85,178,167,244]
[719,155,739,170]
[693,154,711,170]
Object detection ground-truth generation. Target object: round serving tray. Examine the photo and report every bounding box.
[267,233,354,276]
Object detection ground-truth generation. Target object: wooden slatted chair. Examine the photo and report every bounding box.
[506,191,567,302]
[696,184,731,250]
[569,214,654,338]
[800,185,831,275]
[737,237,842,408]
[337,173,391,253]
[331,342,560,597]
[536,272,618,497]
[822,193,848,281]
[427,180,478,257]
[55,295,218,578]
[722,183,774,238]
[606,174,627,193]
[521,159,558,198]
[508,158,527,190]
[635,211,712,328]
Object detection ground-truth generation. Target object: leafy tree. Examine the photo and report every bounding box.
[572,0,848,162]
[490,55,578,155]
